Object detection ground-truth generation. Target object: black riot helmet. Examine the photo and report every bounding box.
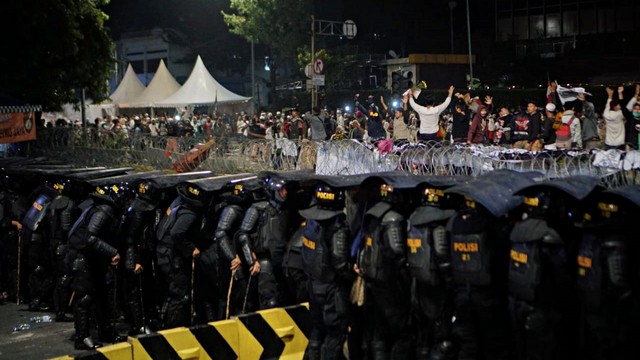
[95,183,134,208]
[51,178,72,195]
[137,180,162,204]
[176,183,207,208]
[421,187,445,207]
[521,191,554,219]
[265,176,287,202]
[379,182,402,204]
[230,182,251,204]
[314,183,345,211]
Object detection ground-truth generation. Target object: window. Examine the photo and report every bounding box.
[563,11,578,36]
[530,15,545,39]
[498,17,514,41]
[579,9,596,34]
[514,15,529,39]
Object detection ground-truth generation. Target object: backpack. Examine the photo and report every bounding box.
[556,116,574,139]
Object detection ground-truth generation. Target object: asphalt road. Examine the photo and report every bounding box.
[0,303,83,359]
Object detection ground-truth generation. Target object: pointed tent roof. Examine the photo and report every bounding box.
[109,64,146,104]
[155,55,250,107]
[120,60,181,108]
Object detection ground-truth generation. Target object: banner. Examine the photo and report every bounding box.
[0,112,36,143]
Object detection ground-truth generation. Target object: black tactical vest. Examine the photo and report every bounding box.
[448,212,492,286]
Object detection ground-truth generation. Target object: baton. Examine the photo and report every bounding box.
[241,274,253,314]
[138,273,146,331]
[190,258,195,325]
[225,269,237,320]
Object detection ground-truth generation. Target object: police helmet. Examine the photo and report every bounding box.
[176,183,206,207]
[379,183,402,204]
[51,178,72,194]
[230,183,250,203]
[314,184,345,210]
[522,191,554,219]
[137,180,161,202]
[421,187,445,207]
[95,183,134,207]
[265,176,286,193]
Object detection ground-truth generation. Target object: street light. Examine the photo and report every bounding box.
[448,1,457,54]
[466,0,474,88]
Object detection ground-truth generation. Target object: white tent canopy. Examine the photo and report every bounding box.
[120,60,181,108]
[155,55,250,107]
[108,64,146,105]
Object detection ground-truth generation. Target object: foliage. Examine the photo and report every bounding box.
[297,44,360,91]
[0,0,115,110]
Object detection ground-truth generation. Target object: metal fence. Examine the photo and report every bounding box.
[30,127,640,188]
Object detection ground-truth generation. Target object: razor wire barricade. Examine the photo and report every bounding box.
[30,127,640,188]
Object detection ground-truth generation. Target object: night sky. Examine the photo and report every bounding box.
[105,0,491,60]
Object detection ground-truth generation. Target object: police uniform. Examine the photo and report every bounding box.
[156,185,206,328]
[66,184,125,350]
[576,186,640,360]
[23,185,57,311]
[120,182,161,334]
[235,177,291,309]
[445,180,518,360]
[48,180,79,322]
[407,186,457,359]
[300,184,352,360]
[358,182,412,360]
[507,190,580,360]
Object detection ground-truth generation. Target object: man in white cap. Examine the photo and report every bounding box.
[541,102,558,150]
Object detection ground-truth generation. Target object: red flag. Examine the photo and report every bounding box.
[165,150,171,158]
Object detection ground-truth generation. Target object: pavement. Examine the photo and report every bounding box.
[0,303,85,359]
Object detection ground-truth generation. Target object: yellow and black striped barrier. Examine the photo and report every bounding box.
[51,303,311,360]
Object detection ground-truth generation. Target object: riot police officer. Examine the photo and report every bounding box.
[215,180,261,317]
[444,174,530,360]
[235,176,292,309]
[156,184,206,328]
[22,183,57,311]
[576,185,640,360]
[407,180,458,359]
[119,180,163,334]
[0,174,27,303]
[49,178,80,322]
[66,183,128,350]
[357,177,413,360]
[508,176,600,360]
[300,183,352,360]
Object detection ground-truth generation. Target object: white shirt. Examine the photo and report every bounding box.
[603,99,625,146]
[409,96,452,134]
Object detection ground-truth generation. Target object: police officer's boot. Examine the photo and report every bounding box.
[306,340,322,360]
[371,341,389,360]
[74,295,98,350]
[127,300,144,335]
[54,276,72,322]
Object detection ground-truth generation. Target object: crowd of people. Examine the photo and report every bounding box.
[0,164,637,359]
[40,83,640,157]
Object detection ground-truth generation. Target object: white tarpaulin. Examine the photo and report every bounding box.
[120,59,180,108]
[108,64,146,105]
[155,55,250,107]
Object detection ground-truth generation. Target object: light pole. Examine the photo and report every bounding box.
[466,0,474,88]
[449,1,457,54]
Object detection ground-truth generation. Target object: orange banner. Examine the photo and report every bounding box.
[0,112,37,143]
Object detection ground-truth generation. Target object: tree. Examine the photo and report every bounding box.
[222,0,311,104]
[0,0,114,110]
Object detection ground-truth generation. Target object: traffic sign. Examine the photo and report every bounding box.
[313,58,324,75]
[343,20,357,39]
[312,75,325,86]
[304,63,313,79]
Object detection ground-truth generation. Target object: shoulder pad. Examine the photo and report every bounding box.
[131,197,156,211]
[87,205,115,235]
[409,206,456,226]
[382,210,404,224]
[365,201,393,219]
[51,195,71,210]
[511,218,561,244]
[252,201,270,211]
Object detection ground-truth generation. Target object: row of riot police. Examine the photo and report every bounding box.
[1,163,638,359]
[296,170,638,360]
